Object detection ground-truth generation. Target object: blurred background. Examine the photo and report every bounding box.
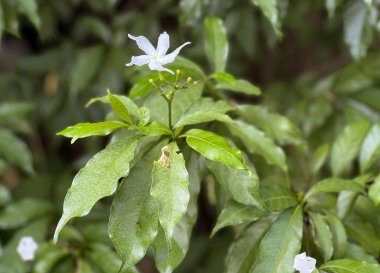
[1,0,380,272]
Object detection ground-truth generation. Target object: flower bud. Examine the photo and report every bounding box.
[187,77,192,83]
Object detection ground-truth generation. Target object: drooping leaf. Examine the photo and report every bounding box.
[108,91,133,124]
[310,213,334,262]
[250,0,281,35]
[182,129,245,169]
[359,122,380,173]
[54,137,138,242]
[57,121,128,143]
[211,200,267,236]
[369,174,380,206]
[151,142,190,242]
[330,119,370,177]
[305,178,363,200]
[108,141,164,268]
[228,121,287,171]
[320,259,380,273]
[325,213,347,259]
[260,185,298,212]
[250,206,303,273]
[204,16,229,72]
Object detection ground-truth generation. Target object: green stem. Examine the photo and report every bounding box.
[168,99,173,130]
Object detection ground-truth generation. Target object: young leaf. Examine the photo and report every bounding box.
[305,178,363,200]
[359,122,380,173]
[182,129,245,169]
[215,79,261,96]
[211,200,267,237]
[369,174,380,206]
[207,160,262,208]
[108,141,164,268]
[53,137,138,242]
[137,122,172,137]
[250,0,280,35]
[108,91,133,124]
[151,142,190,242]
[320,259,380,273]
[310,213,334,262]
[204,16,228,72]
[260,185,298,212]
[330,119,370,176]
[250,206,303,273]
[57,121,128,143]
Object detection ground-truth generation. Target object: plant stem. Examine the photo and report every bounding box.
[168,99,172,130]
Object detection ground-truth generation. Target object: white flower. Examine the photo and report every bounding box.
[293,252,316,273]
[126,31,190,74]
[16,236,38,261]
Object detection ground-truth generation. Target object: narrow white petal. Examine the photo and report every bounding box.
[158,42,191,65]
[126,55,152,66]
[128,34,156,56]
[156,31,170,57]
[148,60,174,74]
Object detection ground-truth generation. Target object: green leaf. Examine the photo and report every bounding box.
[305,178,363,200]
[175,111,233,128]
[211,201,267,236]
[0,199,52,229]
[151,142,190,242]
[250,0,280,35]
[326,0,344,17]
[238,105,303,146]
[250,206,303,273]
[0,128,33,174]
[325,213,347,259]
[228,121,287,171]
[311,144,330,174]
[1,0,20,37]
[207,160,262,208]
[0,102,33,122]
[16,0,40,29]
[109,141,164,268]
[261,185,298,212]
[369,174,380,206]
[138,107,150,126]
[76,259,94,273]
[359,122,380,173]
[216,79,261,96]
[85,243,124,273]
[225,216,276,273]
[310,213,334,262]
[57,121,128,143]
[108,91,133,124]
[137,122,172,137]
[212,72,236,83]
[320,259,380,273]
[53,137,138,242]
[0,184,11,206]
[345,242,378,264]
[204,16,228,72]
[86,94,140,118]
[330,119,370,176]
[35,245,70,273]
[182,129,245,169]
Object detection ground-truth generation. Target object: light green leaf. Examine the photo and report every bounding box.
[137,122,172,137]
[16,0,40,29]
[108,91,133,124]
[211,201,267,237]
[311,144,330,174]
[86,94,140,118]
[310,213,334,262]
[320,259,380,273]
[138,107,150,126]
[238,105,303,146]
[204,16,228,72]
[369,174,380,206]
[57,121,128,143]
[261,185,298,212]
[182,129,245,169]
[109,141,164,268]
[151,142,190,242]
[360,122,380,173]
[207,160,262,208]
[250,0,280,35]
[175,111,233,128]
[0,199,52,229]
[212,72,236,83]
[0,128,33,174]
[54,138,138,242]
[305,178,363,200]
[325,213,347,259]
[228,121,287,171]
[330,120,370,177]
[0,184,11,206]
[216,79,261,96]
[250,206,303,273]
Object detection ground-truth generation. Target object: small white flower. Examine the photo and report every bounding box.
[16,236,38,261]
[293,252,316,273]
[126,31,190,74]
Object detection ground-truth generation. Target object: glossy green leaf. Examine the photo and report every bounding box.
[183,129,245,169]
[137,122,172,137]
[330,120,370,177]
[86,94,140,118]
[216,79,261,96]
[325,213,347,259]
[369,174,380,206]
[238,105,303,146]
[0,128,33,174]
[109,141,164,268]
[305,178,363,200]
[311,144,330,174]
[250,0,280,35]
[211,200,267,236]
[57,121,128,143]
[207,160,262,208]
[310,213,334,261]
[228,121,287,171]
[108,91,133,124]
[261,185,298,212]
[54,137,138,242]
[250,206,303,273]
[320,259,380,273]
[204,16,228,72]
[360,122,380,172]
[151,142,189,242]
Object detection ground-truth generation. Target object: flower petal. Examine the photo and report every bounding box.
[158,42,191,65]
[148,60,174,74]
[126,55,152,66]
[156,31,170,57]
[128,34,156,56]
